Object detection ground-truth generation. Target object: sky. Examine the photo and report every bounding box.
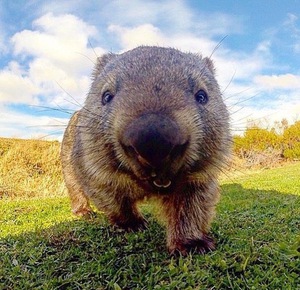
[0,0,300,140]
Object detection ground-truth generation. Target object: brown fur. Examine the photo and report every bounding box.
[61,46,231,255]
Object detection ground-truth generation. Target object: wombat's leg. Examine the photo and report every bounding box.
[163,183,219,255]
[106,197,147,232]
[62,148,93,217]
[61,111,93,217]
[67,183,92,217]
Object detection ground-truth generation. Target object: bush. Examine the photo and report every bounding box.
[233,127,281,157]
[233,120,300,167]
[282,121,300,159]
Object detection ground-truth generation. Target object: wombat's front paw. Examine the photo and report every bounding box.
[113,217,148,232]
[72,207,94,218]
[170,234,216,256]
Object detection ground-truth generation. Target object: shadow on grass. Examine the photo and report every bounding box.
[1,183,299,289]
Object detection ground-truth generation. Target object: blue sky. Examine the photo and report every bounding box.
[1,0,300,139]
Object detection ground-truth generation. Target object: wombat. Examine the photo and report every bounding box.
[61,46,231,255]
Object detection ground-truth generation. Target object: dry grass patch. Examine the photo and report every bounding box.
[0,138,66,199]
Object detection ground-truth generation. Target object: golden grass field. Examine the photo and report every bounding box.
[0,138,66,199]
[0,136,297,200]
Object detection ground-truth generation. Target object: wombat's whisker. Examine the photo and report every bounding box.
[221,71,236,95]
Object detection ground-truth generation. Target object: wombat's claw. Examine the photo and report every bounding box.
[114,217,148,232]
[170,235,216,256]
[82,210,98,220]
[189,235,216,254]
[72,207,94,219]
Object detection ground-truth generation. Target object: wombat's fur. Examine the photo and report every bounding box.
[61,46,231,255]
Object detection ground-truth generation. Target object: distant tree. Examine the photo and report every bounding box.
[233,119,300,162]
[272,118,289,135]
[244,126,279,150]
[282,121,300,159]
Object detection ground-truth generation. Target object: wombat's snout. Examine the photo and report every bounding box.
[120,113,189,168]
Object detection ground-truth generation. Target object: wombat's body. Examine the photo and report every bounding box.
[61,46,231,255]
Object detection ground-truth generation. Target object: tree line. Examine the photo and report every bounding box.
[233,119,300,165]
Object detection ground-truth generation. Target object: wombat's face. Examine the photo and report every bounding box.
[83,46,230,193]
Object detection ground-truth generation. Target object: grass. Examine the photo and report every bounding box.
[0,138,299,289]
[0,138,65,199]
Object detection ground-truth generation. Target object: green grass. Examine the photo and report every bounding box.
[1,163,299,289]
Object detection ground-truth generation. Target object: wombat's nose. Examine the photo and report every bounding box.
[121,114,188,167]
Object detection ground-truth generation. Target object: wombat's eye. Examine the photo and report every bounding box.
[195,89,208,104]
[102,91,114,105]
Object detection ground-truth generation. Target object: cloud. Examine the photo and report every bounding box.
[283,13,300,53]
[284,13,300,35]
[38,0,243,38]
[28,57,91,107]
[11,13,103,76]
[0,6,8,55]
[229,94,300,135]
[1,13,106,108]
[101,0,194,30]
[254,73,300,90]
[0,62,38,104]
[102,0,243,37]
[109,23,220,55]
[0,12,107,139]
[0,30,5,54]
[108,24,165,51]
[0,104,69,140]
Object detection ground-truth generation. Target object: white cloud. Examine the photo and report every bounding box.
[254,74,300,90]
[230,102,300,135]
[0,31,5,54]
[11,13,104,76]
[101,0,243,38]
[108,24,165,51]
[101,0,194,30]
[281,13,300,54]
[0,13,106,109]
[109,23,219,55]
[38,0,243,38]
[0,65,39,104]
[0,12,106,139]
[28,57,90,105]
[0,105,69,140]
[0,4,7,54]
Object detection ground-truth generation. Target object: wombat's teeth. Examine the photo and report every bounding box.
[153,179,172,188]
[151,171,157,177]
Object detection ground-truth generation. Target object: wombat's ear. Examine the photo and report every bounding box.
[203,57,215,75]
[92,53,117,79]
